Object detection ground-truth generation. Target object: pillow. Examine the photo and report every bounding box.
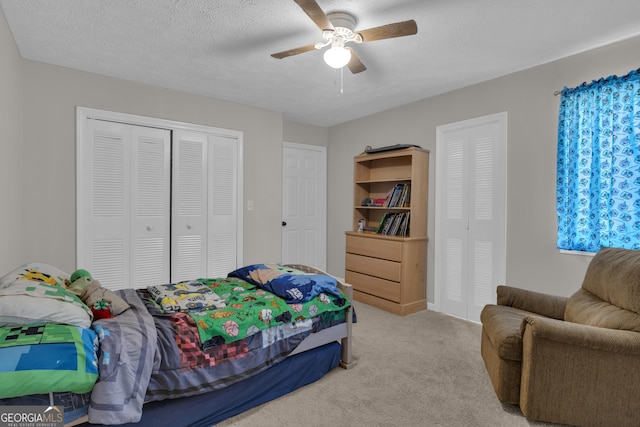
[228,263,341,303]
[580,247,640,314]
[0,263,92,328]
[147,280,226,313]
[0,294,93,329]
[0,323,99,399]
[564,288,640,333]
[0,262,71,288]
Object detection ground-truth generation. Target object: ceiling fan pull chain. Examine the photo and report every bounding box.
[332,67,344,94]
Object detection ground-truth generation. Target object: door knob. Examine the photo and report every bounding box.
[282,221,287,226]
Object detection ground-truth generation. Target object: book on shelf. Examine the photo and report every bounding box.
[376,212,389,233]
[400,212,410,236]
[376,212,411,236]
[389,214,403,235]
[361,197,389,207]
[383,184,411,208]
[400,184,411,207]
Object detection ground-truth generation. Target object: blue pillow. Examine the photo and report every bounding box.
[228,264,341,303]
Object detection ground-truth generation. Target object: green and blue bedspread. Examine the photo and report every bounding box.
[186,277,349,348]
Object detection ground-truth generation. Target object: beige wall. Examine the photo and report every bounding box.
[283,120,328,147]
[0,7,23,274]
[19,61,286,274]
[327,35,640,302]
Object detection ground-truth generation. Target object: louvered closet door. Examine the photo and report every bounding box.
[79,119,170,289]
[131,125,171,288]
[439,134,469,319]
[435,113,506,323]
[172,130,208,282]
[207,135,239,278]
[171,131,239,281]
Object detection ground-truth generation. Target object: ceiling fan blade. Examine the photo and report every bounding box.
[347,49,366,74]
[294,0,334,31]
[271,44,317,59]
[357,19,417,42]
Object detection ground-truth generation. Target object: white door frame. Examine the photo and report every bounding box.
[76,106,244,272]
[281,141,327,270]
[433,111,507,320]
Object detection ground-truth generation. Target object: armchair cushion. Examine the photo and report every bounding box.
[564,247,640,332]
[579,247,640,314]
[565,288,640,333]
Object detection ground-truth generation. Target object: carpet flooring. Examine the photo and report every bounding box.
[216,301,566,427]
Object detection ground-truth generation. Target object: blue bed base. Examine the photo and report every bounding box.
[89,341,341,427]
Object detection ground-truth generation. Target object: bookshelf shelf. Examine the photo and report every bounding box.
[345,146,429,316]
[355,178,411,184]
[355,206,410,210]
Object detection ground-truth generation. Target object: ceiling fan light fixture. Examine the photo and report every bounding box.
[271,1,418,75]
[323,45,351,69]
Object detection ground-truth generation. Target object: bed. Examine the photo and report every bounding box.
[0,262,354,426]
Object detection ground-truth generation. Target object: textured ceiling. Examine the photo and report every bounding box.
[2,0,640,127]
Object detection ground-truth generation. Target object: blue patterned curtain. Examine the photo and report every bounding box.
[557,69,640,252]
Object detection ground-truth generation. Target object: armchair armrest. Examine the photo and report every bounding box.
[521,315,640,355]
[497,285,567,320]
[519,316,640,426]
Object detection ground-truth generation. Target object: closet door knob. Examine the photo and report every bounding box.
[187,224,193,230]
[146,226,153,231]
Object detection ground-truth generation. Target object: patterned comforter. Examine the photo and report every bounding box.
[88,279,350,424]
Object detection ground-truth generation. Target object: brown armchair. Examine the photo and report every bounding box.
[480,247,640,427]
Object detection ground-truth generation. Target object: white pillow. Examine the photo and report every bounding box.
[0,294,92,328]
[0,262,92,327]
[0,262,70,288]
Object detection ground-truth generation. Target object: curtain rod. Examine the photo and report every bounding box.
[554,67,640,97]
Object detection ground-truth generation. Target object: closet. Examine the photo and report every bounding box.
[76,108,242,290]
[435,112,506,322]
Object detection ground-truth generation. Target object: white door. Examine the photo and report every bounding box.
[206,135,240,277]
[172,132,240,281]
[172,130,208,282]
[281,142,327,270]
[78,119,171,290]
[435,112,507,322]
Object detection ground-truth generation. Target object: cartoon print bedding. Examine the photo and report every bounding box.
[0,262,351,425]
[185,276,348,348]
[91,284,350,424]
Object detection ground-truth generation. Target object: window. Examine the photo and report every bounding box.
[556,69,640,252]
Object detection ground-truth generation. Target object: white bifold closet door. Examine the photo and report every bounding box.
[172,130,238,282]
[79,119,171,290]
[435,112,506,323]
[78,120,238,290]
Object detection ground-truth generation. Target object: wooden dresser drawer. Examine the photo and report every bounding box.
[346,234,402,262]
[345,253,401,282]
[346,270,400,302]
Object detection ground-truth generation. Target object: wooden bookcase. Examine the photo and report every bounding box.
[345,147,429,315]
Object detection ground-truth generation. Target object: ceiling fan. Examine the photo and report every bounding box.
[271,0,418,74]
